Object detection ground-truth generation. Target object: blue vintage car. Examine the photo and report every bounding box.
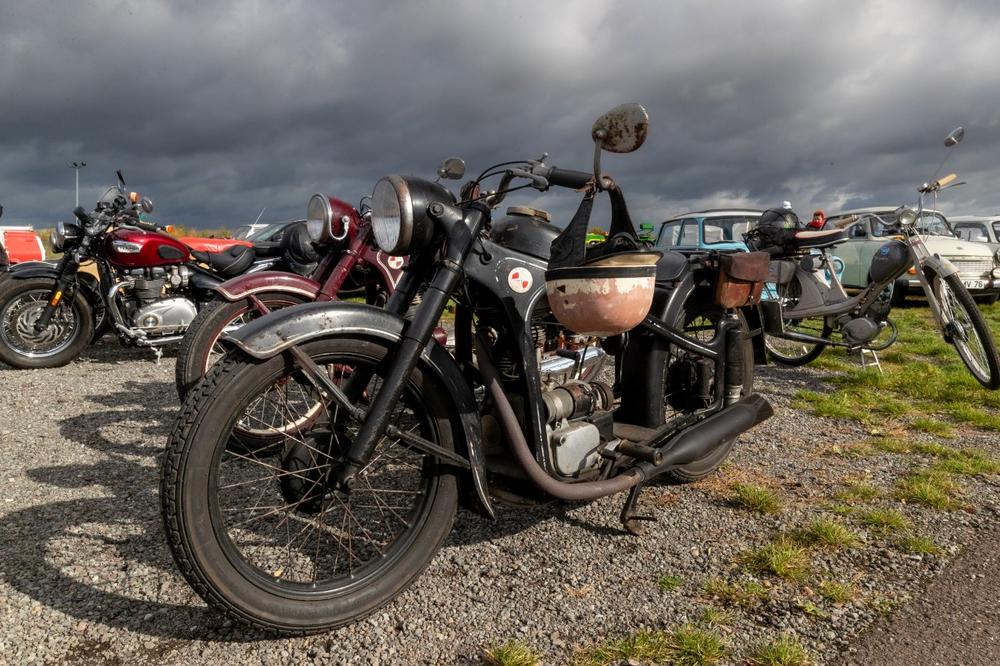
[653,209,761,252]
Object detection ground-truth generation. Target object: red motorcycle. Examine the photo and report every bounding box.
[173,193,405,399]
[0,172,293,369]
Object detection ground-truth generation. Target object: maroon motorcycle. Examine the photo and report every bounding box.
[172,193,406,399]
[0,172,292,369]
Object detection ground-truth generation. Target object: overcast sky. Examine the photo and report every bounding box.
[2,0,999,230]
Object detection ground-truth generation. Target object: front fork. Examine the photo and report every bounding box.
[907,236,952,334]
[33,255,79,332]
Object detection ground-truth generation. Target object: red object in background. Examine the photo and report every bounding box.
[0,229,46,263]
[807,209,826,229]
[103,227,192,268]
[180,237,252,253]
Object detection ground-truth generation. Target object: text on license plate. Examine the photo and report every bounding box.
[963,280,987,290]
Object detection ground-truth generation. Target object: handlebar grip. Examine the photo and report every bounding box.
[73,206,92,224]
[547,167,593,189]
[134,219,160,232]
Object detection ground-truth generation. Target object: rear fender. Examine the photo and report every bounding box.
[215,271,321,302]
[225,301,493,518]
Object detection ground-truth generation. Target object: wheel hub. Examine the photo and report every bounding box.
[3,297,74,354]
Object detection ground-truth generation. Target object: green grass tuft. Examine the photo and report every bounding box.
[730,483,783,514]
[817,578,857,603]
[573,626,726,666]
[794,518,860,549]
[742,537,811,581]
[834,481,881,503]
[894,532,942,556]
[483,641,541,666]
[657,574,684,592]
[896,469,962,510]
[746,634,813,666]
[696,607,735,626]
[910,417,954,437]
[859,507,910,534]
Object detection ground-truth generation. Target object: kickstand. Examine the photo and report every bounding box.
[619,484,656,536]
[151,346,163,365]
[858,348,882,374]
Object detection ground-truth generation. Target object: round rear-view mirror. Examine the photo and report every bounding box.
[591,103,649,154]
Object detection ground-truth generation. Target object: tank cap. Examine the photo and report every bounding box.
[506,206,551,222]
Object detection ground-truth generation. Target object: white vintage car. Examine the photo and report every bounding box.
[824,207,1000,304]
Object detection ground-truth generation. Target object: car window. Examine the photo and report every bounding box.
[657,218,699,247]
[954,222,991,243]
[702,216,752,244]
[993,222,1000,241]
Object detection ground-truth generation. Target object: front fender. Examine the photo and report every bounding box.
[225,301,493,518]
[924,254,960,279]
[215,270,321,302]
[7,261,59,279]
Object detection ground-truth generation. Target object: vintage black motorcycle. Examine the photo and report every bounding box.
[160,104,774,633]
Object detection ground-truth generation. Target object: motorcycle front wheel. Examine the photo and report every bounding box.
[932,273,1000,389]
[161,335,459,633]
[0,276,94,369]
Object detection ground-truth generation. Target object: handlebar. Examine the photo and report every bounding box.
[543,167,592,189]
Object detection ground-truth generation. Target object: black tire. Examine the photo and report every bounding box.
[664,302,755,483]
[161,336,459,633]
[0,276,93,369]
[764,276,831,366]
[175,292,308,401]
[933,273,1000,389]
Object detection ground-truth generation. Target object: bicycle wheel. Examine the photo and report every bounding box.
[764,276,831,366]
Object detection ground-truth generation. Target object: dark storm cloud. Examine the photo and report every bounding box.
[2,0,1000,230]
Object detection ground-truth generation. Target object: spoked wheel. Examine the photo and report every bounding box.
[764,277,832,366]
[175,292,308,401]
[161,335,458,633]
[933,273,1000,389]
[0,277,93,369]
[662,302,754,482]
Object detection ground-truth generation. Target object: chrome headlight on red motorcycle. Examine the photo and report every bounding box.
[371,175,454,255]
[306,194,351,244]
[52,221,83,252]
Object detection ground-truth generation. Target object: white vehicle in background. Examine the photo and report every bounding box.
[824,207,1000,304]
[951,215,1000,250]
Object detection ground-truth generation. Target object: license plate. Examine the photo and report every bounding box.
[963,279,987,290]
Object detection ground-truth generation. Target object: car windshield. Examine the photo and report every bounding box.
[702,216,752,244]
[247,222,286,241]
[954,222,991,243]
[657,218,700,247]
[871,212,955,237]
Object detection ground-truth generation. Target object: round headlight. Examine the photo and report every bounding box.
[52,221,67,252]
[371,175,455,256]
[306,193,351,244]
[895,206,917,227]
[372,176,407,254]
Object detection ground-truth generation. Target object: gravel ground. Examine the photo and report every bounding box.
[1,340,999,665]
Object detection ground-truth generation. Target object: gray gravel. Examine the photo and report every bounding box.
[1,341,999,664]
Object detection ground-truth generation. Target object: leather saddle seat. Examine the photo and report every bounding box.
[793,228,847,250]
[654,250,689,284]
[190,244,255,277]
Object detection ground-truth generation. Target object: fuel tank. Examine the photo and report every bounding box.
[104,227,191,268]
[869,239,911,283]
[489,206,558,261]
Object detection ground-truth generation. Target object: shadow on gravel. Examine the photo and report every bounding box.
[0,379,271,644]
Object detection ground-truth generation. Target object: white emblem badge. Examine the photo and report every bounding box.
[387,256,405,270]
[507,268,533,293]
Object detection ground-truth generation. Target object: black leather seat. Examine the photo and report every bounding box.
[191,244,255,277]
[655,251,689,283]
[794,228,847,249]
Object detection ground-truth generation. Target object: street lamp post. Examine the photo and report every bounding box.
[68,161,87,207]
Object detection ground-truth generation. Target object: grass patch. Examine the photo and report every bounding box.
[896,469,962,510]
[945,403,1000,430]
[696,607,735,626]
[859,507,910,534]
[794,518,860,550]
[746,634,813,666]
[834,481,881,503]
[910,417,954,437]
[657,574,684,592]
[894,532,942,556]
[483,641,540,666]
[742,537,811,581]
[829,502,856,517]
[573,626,726,666]
[823,441,875,458]
[933,450,1000,476]
[701,577,769,608]
[730,483,782,514]
[817,578,857,603]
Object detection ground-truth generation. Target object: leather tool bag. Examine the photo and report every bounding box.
[715,251,770,308]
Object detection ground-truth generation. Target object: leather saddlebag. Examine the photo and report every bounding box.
[715,251,769,308]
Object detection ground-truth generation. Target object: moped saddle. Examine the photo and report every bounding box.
[793,228,847,250]
[191,244,255,277]
[654,251,689,284]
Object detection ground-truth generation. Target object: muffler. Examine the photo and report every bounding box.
[634,393,773,479]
